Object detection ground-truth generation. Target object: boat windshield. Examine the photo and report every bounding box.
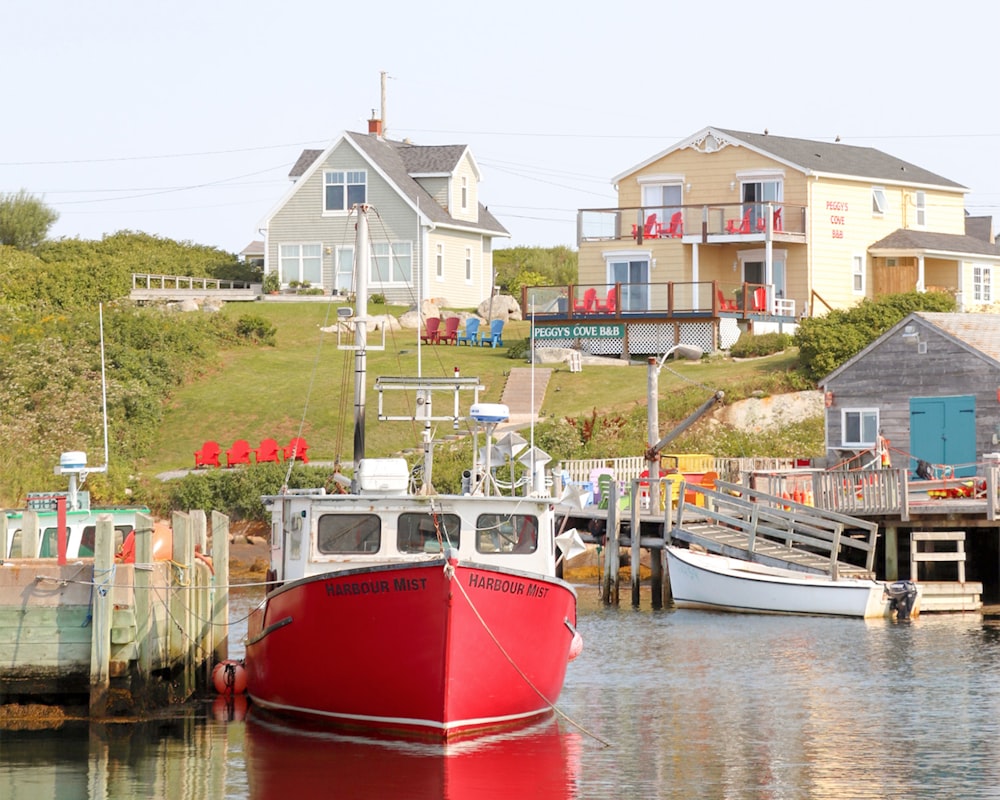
[475,514,538,554]
[397,513,461,553]
[317,514,381,554]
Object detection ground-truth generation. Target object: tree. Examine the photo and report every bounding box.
[0,190,59,250]
[494,246,577,293]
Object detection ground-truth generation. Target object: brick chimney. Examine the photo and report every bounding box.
[368,113,383,136]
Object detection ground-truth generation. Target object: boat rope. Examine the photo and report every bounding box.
[449,569,613,748]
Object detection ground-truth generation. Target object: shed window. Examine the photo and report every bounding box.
[842,408,879,448]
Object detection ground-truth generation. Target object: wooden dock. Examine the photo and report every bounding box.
[0,510,230,713]
[558,470,984,611]
[669,480,878,579]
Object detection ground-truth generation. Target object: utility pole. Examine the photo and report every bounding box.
[380,70,388,136]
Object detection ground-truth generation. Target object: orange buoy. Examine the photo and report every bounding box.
[212,659,247,695]
[568,630,584,662]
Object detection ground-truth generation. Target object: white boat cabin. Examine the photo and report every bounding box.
[267,460,560,583]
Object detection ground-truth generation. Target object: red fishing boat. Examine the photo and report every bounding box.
[243,205,584,740]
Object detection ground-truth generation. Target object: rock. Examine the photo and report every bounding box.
[477,294,521,321]
[713,390,823,432]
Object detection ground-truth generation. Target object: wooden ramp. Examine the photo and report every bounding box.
[670,480,879,580]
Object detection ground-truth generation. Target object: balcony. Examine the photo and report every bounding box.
[522,280,796,322]
[577,202,806,245]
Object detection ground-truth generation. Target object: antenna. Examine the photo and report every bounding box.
[99,303,109,469]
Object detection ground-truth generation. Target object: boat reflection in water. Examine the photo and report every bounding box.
[245,711,581,800]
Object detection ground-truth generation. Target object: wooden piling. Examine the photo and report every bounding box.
[172,511,196,700]
[211,511,230,665]
[630,482,642,608]
[89,515,114,717]
[134,513,154,688]
[602,483,620,605]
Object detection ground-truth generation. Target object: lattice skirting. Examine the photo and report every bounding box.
[534,320,728,356]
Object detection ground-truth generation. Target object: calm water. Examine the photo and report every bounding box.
[4,587,1000,799]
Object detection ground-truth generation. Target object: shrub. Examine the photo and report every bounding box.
[506,337,531,360]
[262,271,281,293]
[794,291,955,381]
[730,332,793,358]
[234,314,277,345]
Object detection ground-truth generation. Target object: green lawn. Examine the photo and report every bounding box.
[142,301,802,475]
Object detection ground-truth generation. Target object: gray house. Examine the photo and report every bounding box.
[820,312,1000,477]
[259,119,509,306]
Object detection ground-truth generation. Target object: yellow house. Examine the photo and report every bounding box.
[540,127,999,357]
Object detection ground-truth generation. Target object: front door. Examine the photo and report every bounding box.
[336,246,355,294]
[909,395,976,478]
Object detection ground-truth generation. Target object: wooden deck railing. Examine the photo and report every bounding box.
[132,273,256,290]
[525,280,794,320]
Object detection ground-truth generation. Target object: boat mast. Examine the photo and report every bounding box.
[353,205,370,467]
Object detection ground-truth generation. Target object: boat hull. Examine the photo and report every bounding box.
[665,546,897,618]
[244,558,578,740]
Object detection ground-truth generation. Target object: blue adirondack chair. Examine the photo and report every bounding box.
[479,319,504,348]
[456,317,480,345]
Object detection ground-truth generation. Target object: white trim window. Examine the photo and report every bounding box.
[973,264,993,303]
[324,170,366,212]
[852,255,864,293]
[461,177,468,210]
[279,243,322,285]
[371,241,412,284]
[465,247,472,282]
[842,408,879,448]
[872,187,887,216]
[641,181,683,232]
[436,243,444,279]
[915,190,926,226]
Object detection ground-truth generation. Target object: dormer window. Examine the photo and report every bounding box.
[325,170,367,212]
[461,176,468,210]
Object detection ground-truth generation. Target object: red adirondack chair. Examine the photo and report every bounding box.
[598,288,617,313]
[726,208,752,234]
[254,437,281,464]
[439,316,460,345]
[717,289,737,311]
[284,437,310,463]
[631,213,659,240]
[660,211,684,238]
[420,317,442,344]
[226,439,252,468]
[194,440,220,468]
[574,287,598,313]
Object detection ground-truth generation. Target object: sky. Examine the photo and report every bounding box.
[4,0,999,256]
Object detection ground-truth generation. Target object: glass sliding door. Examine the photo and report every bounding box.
[608,258,649,311]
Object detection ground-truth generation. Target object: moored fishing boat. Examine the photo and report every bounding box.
[665,545,920,619]
[243,205,584,740]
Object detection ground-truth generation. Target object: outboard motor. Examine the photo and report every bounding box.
[885,580,918,620]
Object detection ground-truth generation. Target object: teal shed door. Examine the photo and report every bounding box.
[909,395,977,477]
